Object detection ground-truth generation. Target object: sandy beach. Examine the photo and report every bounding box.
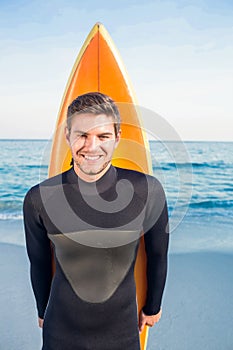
[1,240,232,350]
[148,252,233,350]
[0,243,42,350]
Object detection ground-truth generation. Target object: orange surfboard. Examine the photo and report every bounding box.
[49,22,153,349]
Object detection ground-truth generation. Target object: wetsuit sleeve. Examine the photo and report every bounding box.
[23,188,53,319]
[142,178,169,315]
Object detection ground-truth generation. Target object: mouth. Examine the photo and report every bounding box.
[81,154,102,161]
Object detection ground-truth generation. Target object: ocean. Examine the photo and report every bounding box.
[0,139,232,252]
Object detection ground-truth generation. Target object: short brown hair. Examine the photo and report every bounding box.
[67,92,121,135]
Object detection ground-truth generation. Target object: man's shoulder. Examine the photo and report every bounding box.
[114,166,165,202]
[115,166,160,187]
[25,168,71,200]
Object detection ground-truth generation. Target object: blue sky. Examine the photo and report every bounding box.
[1,0,232,140]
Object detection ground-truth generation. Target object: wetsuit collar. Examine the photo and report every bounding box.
[66,165,117,194]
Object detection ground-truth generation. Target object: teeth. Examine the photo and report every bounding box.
[84,155,100,160]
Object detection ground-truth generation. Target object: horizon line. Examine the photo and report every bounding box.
[0,138,232,143]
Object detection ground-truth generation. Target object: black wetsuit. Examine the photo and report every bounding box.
[23,166,169,350]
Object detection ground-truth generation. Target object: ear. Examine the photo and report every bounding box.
[65,126,70,146]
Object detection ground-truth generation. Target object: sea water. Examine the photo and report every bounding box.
[0,139,232,252]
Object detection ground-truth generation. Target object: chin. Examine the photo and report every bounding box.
[78,162,110,176]
[84,168,105,176]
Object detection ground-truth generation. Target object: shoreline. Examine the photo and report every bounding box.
[1,216,233,253]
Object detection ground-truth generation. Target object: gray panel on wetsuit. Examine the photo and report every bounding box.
[49,230,140,303]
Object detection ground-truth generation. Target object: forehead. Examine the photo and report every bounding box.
[70,113,115,133]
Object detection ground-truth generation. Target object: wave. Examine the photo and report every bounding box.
[0,200,22,210]
[0,213,23,220]
[0,201,23,220]
[223,187,233,192]
[188,199,233,210]
[153,160,232,170]
[18,165,48,170]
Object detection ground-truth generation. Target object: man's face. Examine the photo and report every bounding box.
[66,113,121,182]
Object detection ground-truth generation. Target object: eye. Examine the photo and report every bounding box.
[99,135,110,140]
[76,133,87,139]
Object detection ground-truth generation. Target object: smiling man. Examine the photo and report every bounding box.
[23,92,169,350]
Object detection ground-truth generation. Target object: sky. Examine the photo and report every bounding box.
[0,0,232,141]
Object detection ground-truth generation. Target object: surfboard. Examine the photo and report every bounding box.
[48,22,153,350]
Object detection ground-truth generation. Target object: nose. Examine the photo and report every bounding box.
[84,135,99,151]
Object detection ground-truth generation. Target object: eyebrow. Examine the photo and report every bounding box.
[73,130,114,136]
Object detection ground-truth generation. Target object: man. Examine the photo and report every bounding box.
[23,92,169,350]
